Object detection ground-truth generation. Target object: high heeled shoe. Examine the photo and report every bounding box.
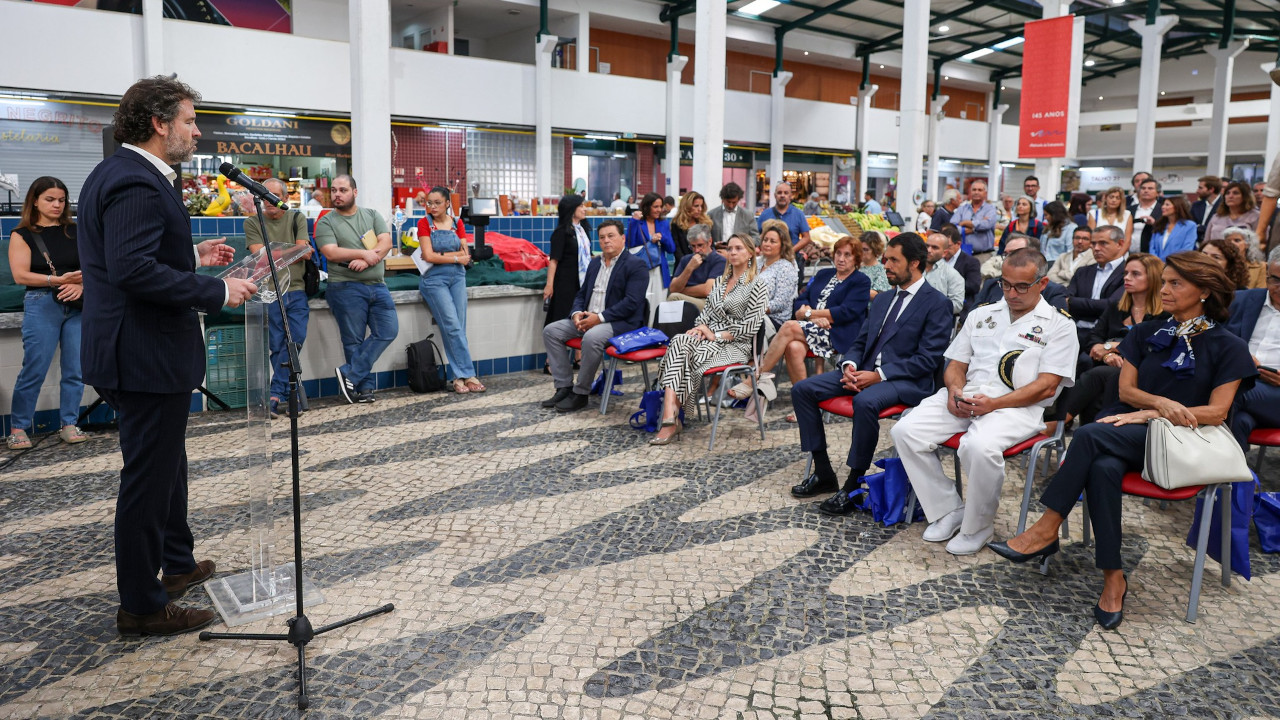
[987,538,1060,564]
[1094,575,1128,630]
[649,418,683,446]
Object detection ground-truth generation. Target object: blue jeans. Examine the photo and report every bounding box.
[267,290,311,400]
[418,266,475,379]
[11,289,83,430]
[326,282,399,392]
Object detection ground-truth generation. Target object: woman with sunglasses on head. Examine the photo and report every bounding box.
[7,176,87,449]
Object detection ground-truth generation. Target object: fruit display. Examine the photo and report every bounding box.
[841,212,894,232]
[806,215,825,229]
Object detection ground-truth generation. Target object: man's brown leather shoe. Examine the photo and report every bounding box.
[117,603,217,637]
[162,559,216,600]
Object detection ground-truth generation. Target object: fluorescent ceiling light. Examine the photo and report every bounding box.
[1079,167,1104,171]
[993,36,1024,50]
[585,133,617,140]
[961,47,994,61]
[1084,59,1095,67]
[737,0,780,16]
[938,25,950,33]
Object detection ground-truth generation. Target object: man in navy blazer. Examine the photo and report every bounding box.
[1225,253,1280,447]
[79,78,257,636]
[1060,224,1130,345]
[542,219,648,412]
[789,233,954,515]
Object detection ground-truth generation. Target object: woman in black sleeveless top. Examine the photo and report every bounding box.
[6,176,86,450]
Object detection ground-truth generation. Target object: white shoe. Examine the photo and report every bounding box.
[922,506,965,543]
[946,527,995,556]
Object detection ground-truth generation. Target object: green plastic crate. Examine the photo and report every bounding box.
[205,325,249,409]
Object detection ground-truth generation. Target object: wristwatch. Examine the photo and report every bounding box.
[804,308,813,320]
[1104,342,1115,351]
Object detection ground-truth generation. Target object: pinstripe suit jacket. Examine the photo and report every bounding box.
[78,148,226,394]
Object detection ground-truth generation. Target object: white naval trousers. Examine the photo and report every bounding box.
[889,388,1045,536]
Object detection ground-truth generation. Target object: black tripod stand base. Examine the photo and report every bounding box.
[199,603,395,709]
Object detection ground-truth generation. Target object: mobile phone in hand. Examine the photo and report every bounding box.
[1261,366,1277,373]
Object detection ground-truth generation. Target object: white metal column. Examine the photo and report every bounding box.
[896,0,931,214]
[1129,15,1178,175]
[142,0,163,76]
[1206,41,1250,175]
[665,55,689,196]
[855,85,879,204]
[987,103,1009,201]
[692,0,727,197]
[769,71,794,199]
[535,35,558,198]
[927,95,949,204]
[1265,61,1280,179]
[349,0,392,215]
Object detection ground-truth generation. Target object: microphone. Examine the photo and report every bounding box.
[219,162,289,210]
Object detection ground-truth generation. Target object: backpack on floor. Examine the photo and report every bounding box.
[406,334,446,392]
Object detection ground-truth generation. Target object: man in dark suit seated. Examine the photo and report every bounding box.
[1191,175,1223,246]
[960,234,1067,325]
[79,77,259,636]
[1061,225,1130,345]
[789,233,954,515]
[935,223,982,306]
[542,219,648,413]
[1227,246,1280,446]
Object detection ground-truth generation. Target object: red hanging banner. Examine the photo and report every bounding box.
[1019,16,1080,158]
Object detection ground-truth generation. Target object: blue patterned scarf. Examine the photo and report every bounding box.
[1145,315,1214,377]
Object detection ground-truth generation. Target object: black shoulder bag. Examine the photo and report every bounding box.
[294,211,321,296]
[28,229,84,311]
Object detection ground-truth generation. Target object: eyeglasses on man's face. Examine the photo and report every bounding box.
[999,276,1044,294]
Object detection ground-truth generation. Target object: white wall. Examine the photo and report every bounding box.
[293,0,350,42]
[1,2,144,98]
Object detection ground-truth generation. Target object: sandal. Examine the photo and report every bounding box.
[464,377,486,393]
[453,378,470,394]
[784,412,798,423]
[59,425,89,444]
[7,429,32,450]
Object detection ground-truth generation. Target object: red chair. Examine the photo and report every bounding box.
[599,345,667,414]
[923,425,1066,541]
[1074,473,1232,623]
[1247,428,1280,472]
[696,325,768,450]
[799,398,910,479]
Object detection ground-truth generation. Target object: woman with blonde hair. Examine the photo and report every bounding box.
[1088,186,1134,246]
[757,219,799,328]
[651,233,769,445]
[670,191,708,261]
[1065,253,1170,425]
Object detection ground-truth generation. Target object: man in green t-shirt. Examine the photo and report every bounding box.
[245,177,313,416]
[314,174,398,404]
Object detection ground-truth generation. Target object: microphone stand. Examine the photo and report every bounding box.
[199,195,394,710]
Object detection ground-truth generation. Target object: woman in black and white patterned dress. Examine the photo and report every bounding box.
[651,233,769,445]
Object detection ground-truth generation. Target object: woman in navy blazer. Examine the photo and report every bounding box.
[729,237,870,417]
[1148,196,1197,261]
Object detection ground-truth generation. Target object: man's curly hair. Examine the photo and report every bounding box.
[112,76,201,145]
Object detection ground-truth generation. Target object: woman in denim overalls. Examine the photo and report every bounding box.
[414,186,484,393]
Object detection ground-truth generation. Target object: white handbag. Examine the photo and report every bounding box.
[1142,418,1252,490]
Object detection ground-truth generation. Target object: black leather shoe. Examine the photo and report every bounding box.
[1094,576,1128,630]
[791,473,839,498]
[987,538,1060,564]
[541,387,572,408]
[555,392,589,413]
[819,491,863,516]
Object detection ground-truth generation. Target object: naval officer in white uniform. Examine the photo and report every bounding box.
[890,248,1079,555]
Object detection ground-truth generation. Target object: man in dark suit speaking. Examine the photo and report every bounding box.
[1225,248,1280,447]
[79,77,258,636]
[789,232,954,515]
